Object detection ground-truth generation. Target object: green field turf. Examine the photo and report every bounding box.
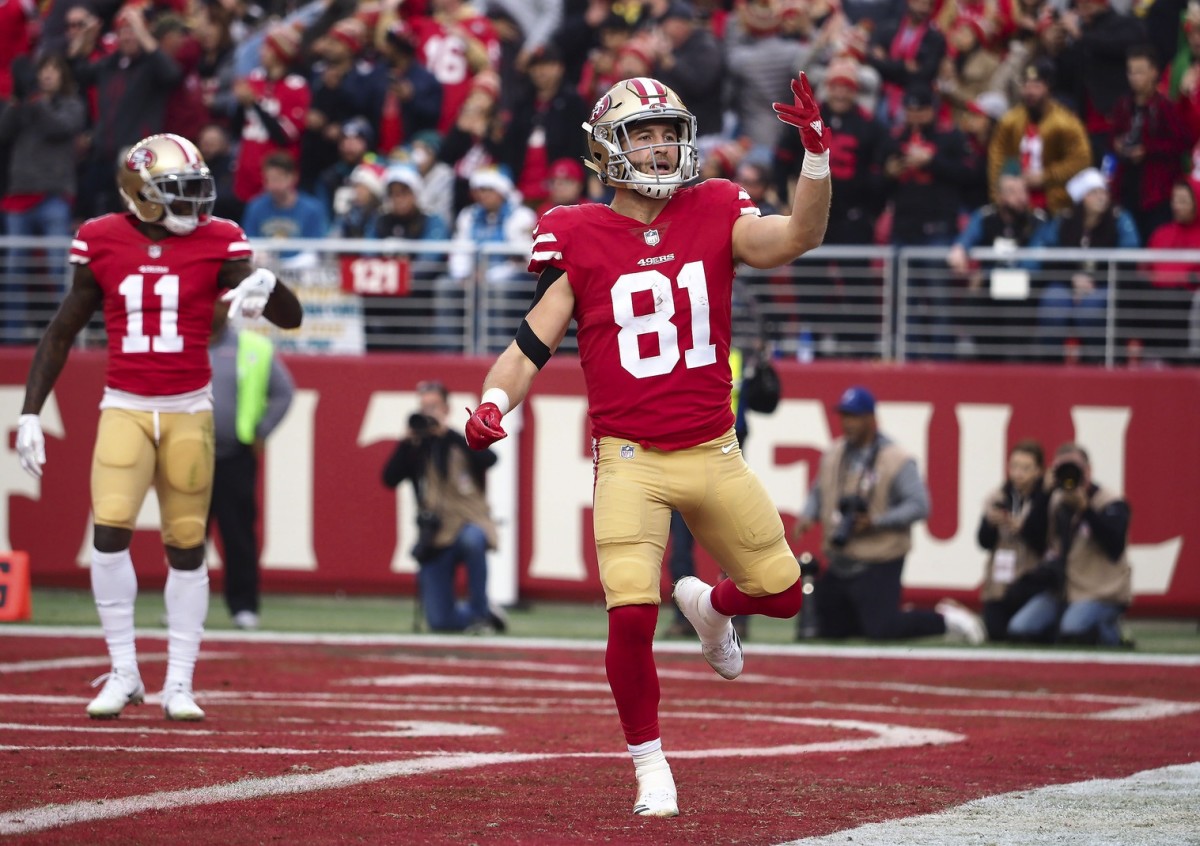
[9,587,1200,654]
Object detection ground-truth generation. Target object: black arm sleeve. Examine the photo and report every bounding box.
[1083,499,1131,562]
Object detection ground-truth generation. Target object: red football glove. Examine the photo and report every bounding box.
[772,73,829,155]
[465,402,507,450]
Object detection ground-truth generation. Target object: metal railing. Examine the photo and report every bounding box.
[2,235,1196,367]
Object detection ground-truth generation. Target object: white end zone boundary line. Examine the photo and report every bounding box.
[4,624,1200,666]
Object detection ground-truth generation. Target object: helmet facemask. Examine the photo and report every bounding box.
[136,169,216,235]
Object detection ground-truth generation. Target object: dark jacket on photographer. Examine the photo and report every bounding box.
[382,427,498,553]
[976,481,1049,602]
[1046,484,1132,606]
[809,434,930,571]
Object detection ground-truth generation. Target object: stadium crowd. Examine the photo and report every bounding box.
[3,0,1200,359]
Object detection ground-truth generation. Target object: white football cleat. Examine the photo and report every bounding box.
[633,768,679,818]
[937,599,987,645]
[672,576,743,680]
[162,684,206,721]
[232,610,260,631]
[86,667,145,719]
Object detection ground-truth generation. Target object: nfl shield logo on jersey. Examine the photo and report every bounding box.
[620,445,635,460]
[148,245,162,258]
[643,229,660,247]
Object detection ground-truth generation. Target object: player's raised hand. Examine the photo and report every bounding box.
[772,73,829,155]
[465,403,507,450]
[16,414,46,478]
[221,267,277,320]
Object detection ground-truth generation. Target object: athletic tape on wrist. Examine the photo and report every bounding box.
[481,388,511,416]
[800,150,830,180]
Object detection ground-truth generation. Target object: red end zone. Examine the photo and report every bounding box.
[1,630,1198,845]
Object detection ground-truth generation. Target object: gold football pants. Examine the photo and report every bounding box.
[593,429,798,609]
[91,408,215,549]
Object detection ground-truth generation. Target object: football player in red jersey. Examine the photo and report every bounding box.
[464,75,831,816]
[15,133,302,722]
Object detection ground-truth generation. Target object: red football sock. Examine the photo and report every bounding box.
[605,604,661,746]
[711,577,803,619]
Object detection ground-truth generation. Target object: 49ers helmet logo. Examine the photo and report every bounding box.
[126,147,157,171]
[589,94,612,125]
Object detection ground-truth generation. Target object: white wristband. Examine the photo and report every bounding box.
[800,150,830,180]
[481,388,511,416]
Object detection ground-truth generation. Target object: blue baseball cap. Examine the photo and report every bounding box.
[836,386,876,415]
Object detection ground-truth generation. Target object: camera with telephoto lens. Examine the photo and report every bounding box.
[1053,460,1084,491]
[830,494,868,548]
[409,412,437,436]
[411,509,443,564]
[795,552,821,640]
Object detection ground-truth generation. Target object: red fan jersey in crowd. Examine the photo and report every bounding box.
[233,71,310,202]
[528,179,759,450]
[408,13,500,133]
[69,214,252,396]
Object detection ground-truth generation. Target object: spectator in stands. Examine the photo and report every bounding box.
[1058,0,1147,165]
[231,23,309,205]
[1169,3,1200,173]
[155,13,209,143]
[377,20,443,158]
[0,52,85,342]
[1007,442,1132,646]
[409,129,456,228]
[865,0,947,126]
[331,161,386,238]
[884,82,973,358]
[443,166,536,351]
[382,379,506,634]
[195,2,238,125]
[946,168,1048,360]
[1140,178,1200,357]
[377,164,451,242]
[1110,44,1190,245]
[73,3,182,218]
[795,385,986,643]
[316,117,375,220]
[367,164,452,350]
[440,70,504,216]
[1028,166,1140,360]
[408,0,501,135]
[577,12,634,105]
[499,43,589,210]
[302,17,385,191]
[487,0,564,76]
[650,2,725,139]
[988,58,1092,216]
[197,123,244,223]
[936,15,1003,121]
[535,157,591,218]
[976,439,1050,642]
[242,151,330,262]
[959,91,1009,212]
[735,160,780,216]
[725,0,815,156]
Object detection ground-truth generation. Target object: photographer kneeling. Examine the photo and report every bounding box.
[1006,443,1132,646]
[382,380,506,634]
[795,387,985,643]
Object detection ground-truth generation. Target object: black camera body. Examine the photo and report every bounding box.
[411,509,443,563]
[829,494,869,548]
[795,552,821,640]
[1054,460,1084,491]
[409,412,437,435]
